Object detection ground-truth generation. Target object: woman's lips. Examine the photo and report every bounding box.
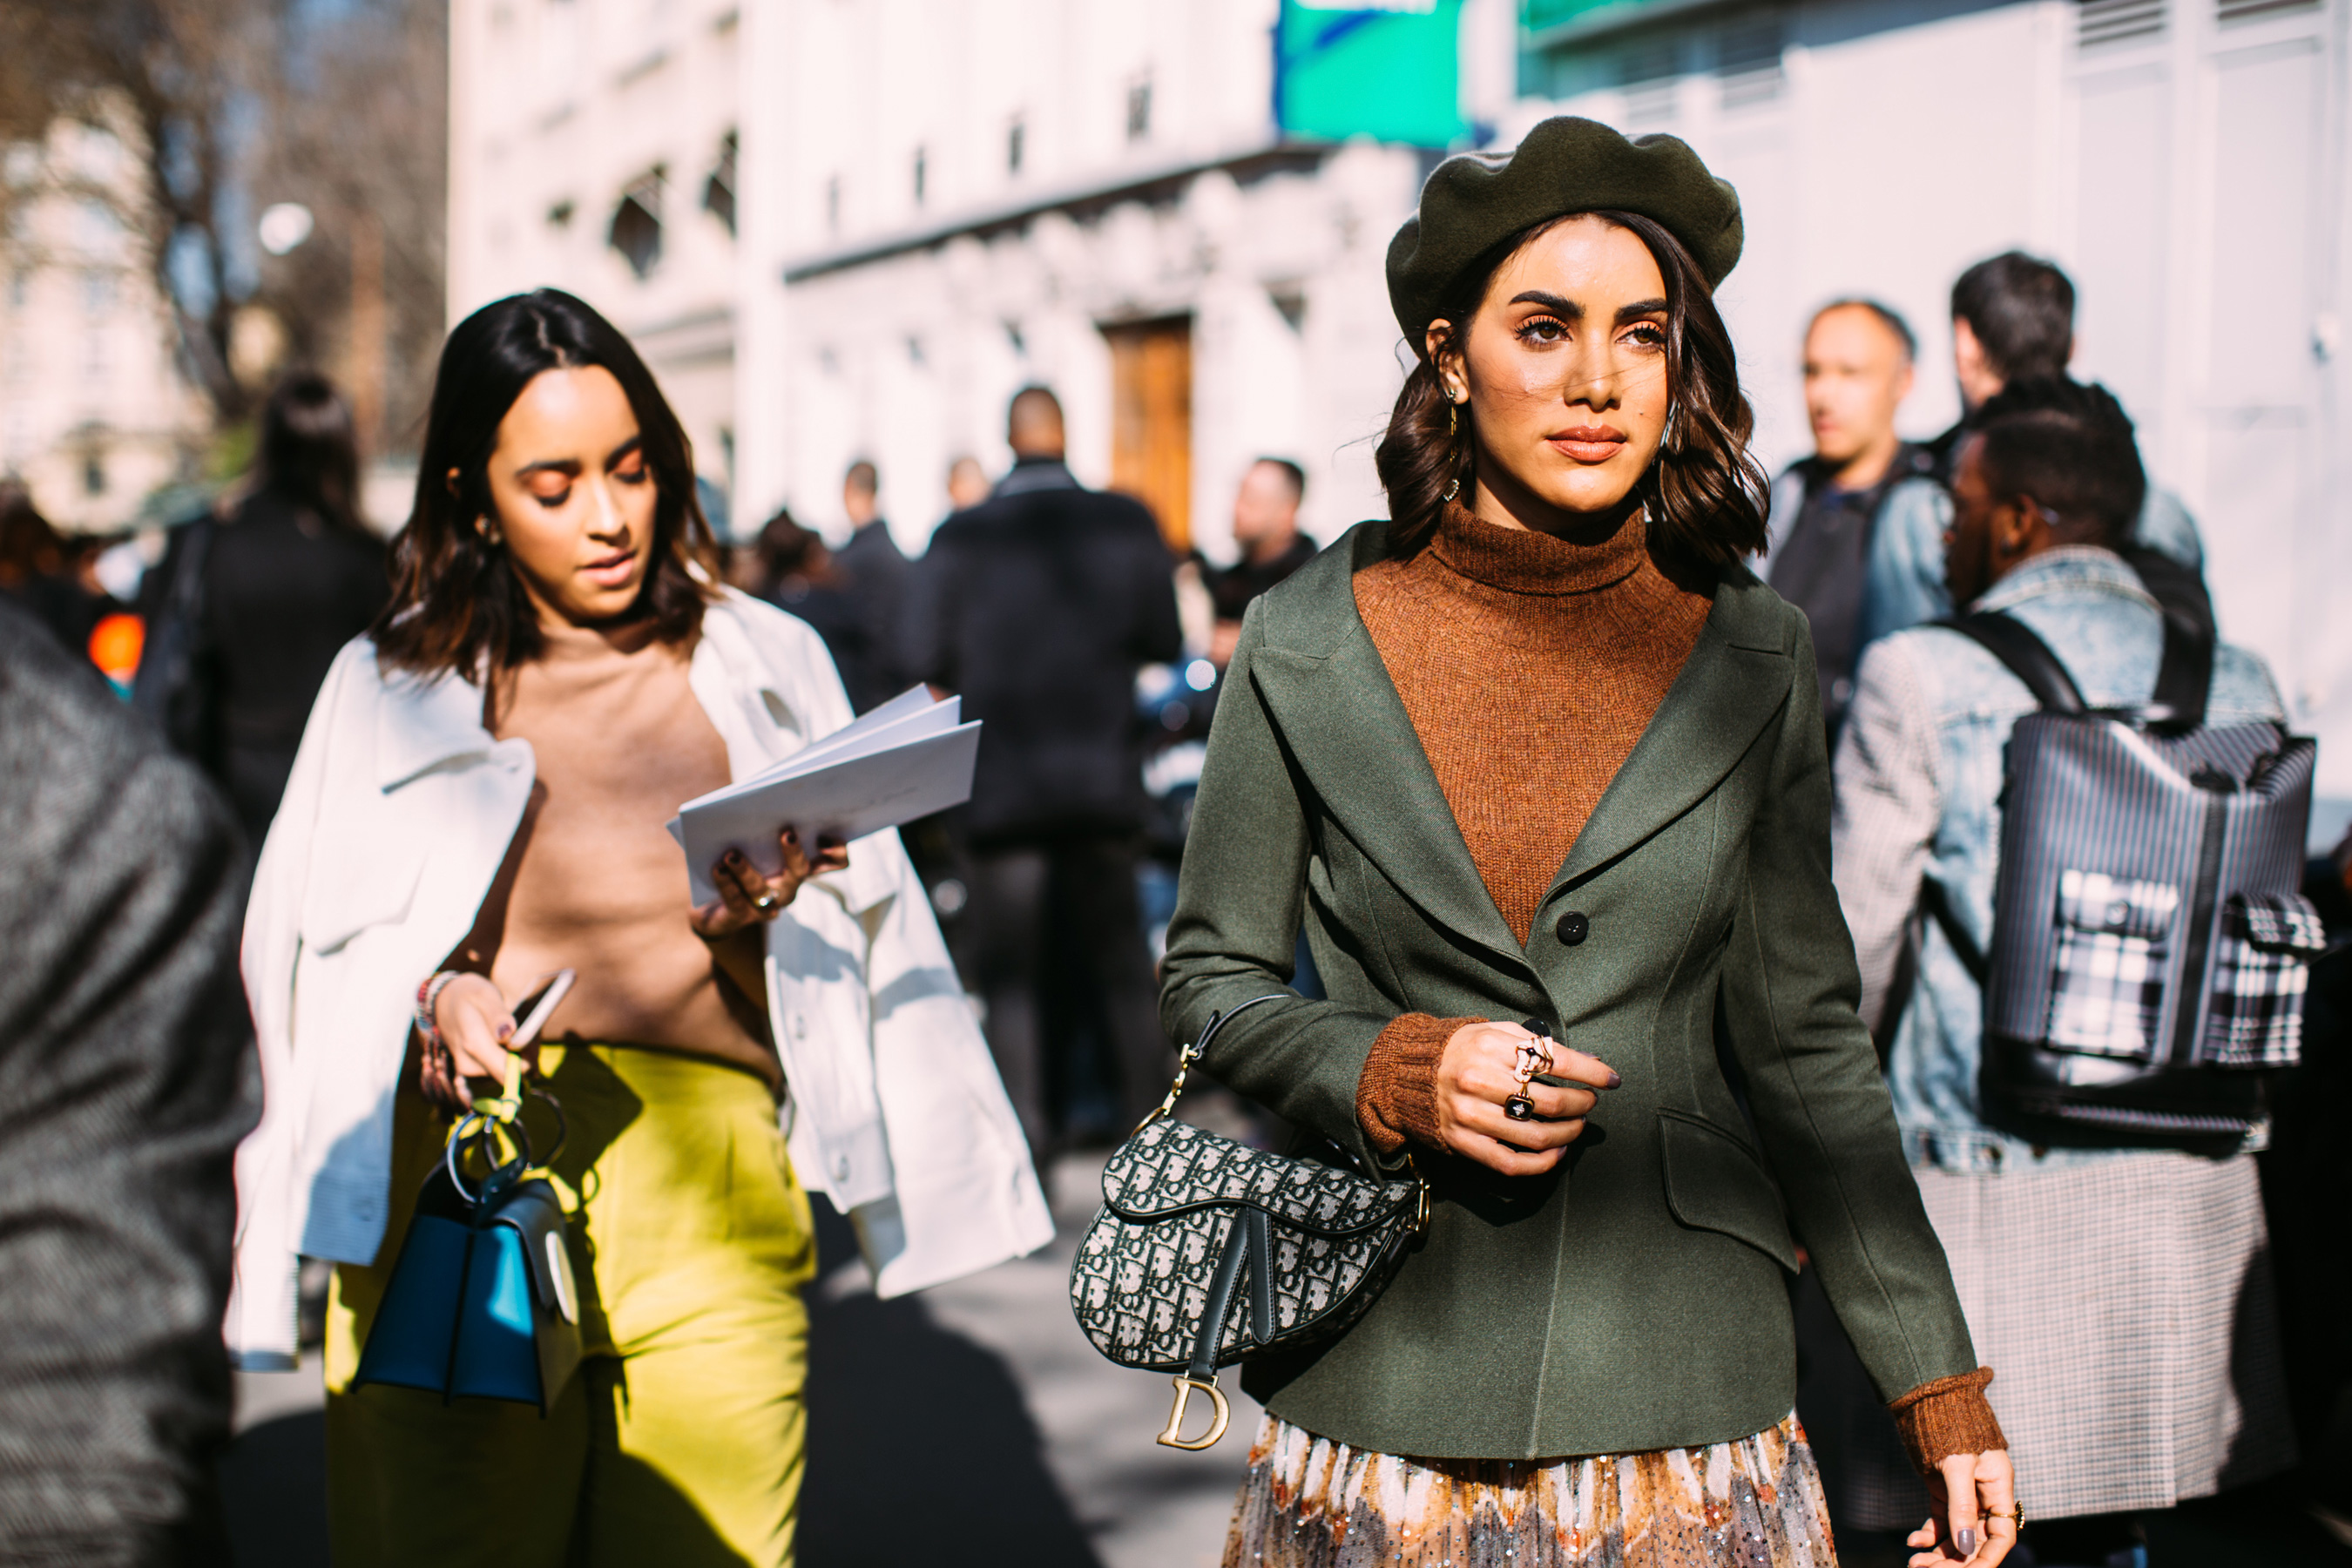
[1547,426,1627,463]
[581,549,637,585]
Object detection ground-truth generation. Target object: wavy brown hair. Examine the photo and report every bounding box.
[373,289,720,679]
[1374,210,1769,576]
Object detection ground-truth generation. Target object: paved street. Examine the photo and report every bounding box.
[222,1150,1257,1567]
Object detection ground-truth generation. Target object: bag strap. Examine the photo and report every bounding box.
[1934,611,2086,714]
[1873,876,1990,1058]
[1134,993,1292,1133]
[1940,568,2217,729]
[2117,544,2215,730]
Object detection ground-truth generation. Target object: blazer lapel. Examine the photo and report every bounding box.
[1551,574,1794,889]
[1248,527,1524,966]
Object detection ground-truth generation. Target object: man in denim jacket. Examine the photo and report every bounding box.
[1830,380,2296,1562]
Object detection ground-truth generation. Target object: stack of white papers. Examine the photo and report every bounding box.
[669,687,980,905]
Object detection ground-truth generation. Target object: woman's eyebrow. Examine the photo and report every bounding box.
[605,434,645,468]
[1510,290,1583,319]
[1613,298,1670,326]
[512,457,583,480]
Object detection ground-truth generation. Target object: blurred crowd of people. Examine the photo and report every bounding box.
[1,234,2346,1566]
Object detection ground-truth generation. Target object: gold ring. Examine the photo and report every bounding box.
[1982,1504,2024,1528]
[752,892,781,914]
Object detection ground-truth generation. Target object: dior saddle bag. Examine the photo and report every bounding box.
[1067,995,1429,1450]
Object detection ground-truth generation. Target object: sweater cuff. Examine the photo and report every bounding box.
[1355,1014,1477,1155]
[1889,1367,2008,1476]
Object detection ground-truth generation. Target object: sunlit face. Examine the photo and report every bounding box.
[1943,434,2004,606]
[1231,462,1300,554]
[1951,315,2005,413]
[1803,305,1913,468]
[476,365,659,627]
[1429,214,1671,529]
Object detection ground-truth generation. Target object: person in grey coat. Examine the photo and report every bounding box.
[0,598,256,1565]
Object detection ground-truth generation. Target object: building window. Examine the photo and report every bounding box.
[83,450,105,495]
[912,145,927,206]
[2080,0,2166,45]
[1718,15,1784,108]
[1007,116,1025,176]
[1126,75,1152,142]
[1618,39,1680,125]
[825,174,841,233]
[547,198,576,228]
[703,130,738,236]
[608,166,665,279]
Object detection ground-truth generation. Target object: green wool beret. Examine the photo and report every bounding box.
[1386,116,1744,344]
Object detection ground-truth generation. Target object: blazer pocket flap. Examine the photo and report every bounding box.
[1659,1110,1799,1272]
[300,843,427,955]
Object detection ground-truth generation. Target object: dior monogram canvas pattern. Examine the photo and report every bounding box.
[1070,1119,1419,1374]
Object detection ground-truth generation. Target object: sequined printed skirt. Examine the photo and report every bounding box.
[1223,1412,1837,1568]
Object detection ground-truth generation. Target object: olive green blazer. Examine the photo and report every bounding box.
[1159,519,1976,1461]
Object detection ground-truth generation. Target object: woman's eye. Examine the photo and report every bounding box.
[1624,322,1668,350]
[528,481,571,508]
[613,462,649,485]
[1516,317,1568,344]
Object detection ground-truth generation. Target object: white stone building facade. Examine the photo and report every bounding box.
[0,116,209,534]
[446,0,747,524]
[448,0,2352,808]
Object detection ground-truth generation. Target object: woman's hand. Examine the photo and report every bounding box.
[1433,1019,1619,1177]
[424,973,525,1110]
[689,827,849,941]
[1907,1449,2018,1567]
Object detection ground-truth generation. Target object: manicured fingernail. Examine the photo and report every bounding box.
[1956,1526,1976,1556]
[496,1021,513,1041]
[725,849,745,865]
[1605,1071,1622,1089]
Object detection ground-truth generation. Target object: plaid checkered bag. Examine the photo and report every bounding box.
[2202,892,2326,1068]
[2045,869,2180,1058]
[1936,605,2315,1152]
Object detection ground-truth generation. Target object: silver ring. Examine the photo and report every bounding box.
[751,892,781,914]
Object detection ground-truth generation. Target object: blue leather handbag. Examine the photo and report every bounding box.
[354,1066,583,1414]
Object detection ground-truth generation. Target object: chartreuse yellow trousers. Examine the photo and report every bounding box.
[324,1044,816,1568]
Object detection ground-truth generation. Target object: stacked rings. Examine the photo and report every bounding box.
[1504,1026,1556,1122]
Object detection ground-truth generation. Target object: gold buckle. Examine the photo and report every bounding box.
[1133,1044,1200,1135]
[1155,1374,1231,1450]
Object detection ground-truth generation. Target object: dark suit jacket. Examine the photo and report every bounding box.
[0,600,255,1561]
[1159,520,1975,1460]
[902,460,1183,844]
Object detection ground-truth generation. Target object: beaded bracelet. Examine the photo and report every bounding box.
[415,970,464,1049]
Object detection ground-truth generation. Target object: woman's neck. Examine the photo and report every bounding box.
[1467,470,1643,549]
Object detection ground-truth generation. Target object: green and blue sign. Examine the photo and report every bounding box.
[1274,0,1468,149]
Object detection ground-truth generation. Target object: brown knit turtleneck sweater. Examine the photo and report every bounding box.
[1347,500,2008,1476]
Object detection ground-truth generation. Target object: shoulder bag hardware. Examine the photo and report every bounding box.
[354,1054,584,1415]
[1068,994,1429,1450]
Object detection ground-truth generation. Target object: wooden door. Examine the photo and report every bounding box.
[1104,315,1193,551]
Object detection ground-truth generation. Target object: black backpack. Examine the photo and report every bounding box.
[1923,598,2322,1155]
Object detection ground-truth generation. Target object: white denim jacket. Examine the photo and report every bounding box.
[227,590,1051,1369]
